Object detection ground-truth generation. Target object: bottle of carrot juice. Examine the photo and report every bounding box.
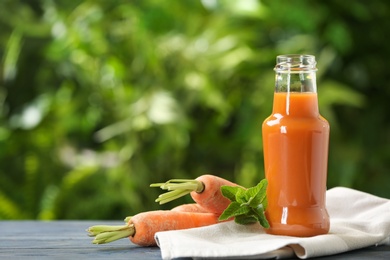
[262,54,330,237]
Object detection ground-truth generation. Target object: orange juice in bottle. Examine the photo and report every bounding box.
[262,54,330,236]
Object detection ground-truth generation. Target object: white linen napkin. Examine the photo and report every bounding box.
[155,187,390,259]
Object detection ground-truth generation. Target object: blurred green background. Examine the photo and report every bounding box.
[1,0,389,220]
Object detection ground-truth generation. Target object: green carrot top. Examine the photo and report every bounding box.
[150,179,204,204]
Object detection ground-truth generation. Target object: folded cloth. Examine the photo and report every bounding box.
[155,187,390,259]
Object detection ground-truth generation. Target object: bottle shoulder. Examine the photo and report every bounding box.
[262,113,329,129]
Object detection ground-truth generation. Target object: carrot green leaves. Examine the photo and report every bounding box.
[219,179,270,228]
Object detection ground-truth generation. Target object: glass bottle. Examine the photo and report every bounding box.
[262,54,330,236]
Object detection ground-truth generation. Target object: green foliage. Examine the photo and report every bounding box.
[219,179,269,228]
[0,0,389,220]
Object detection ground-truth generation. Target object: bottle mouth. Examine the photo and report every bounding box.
[274,54,317,72]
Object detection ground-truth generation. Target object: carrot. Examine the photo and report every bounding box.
[151,174,241,215]
[171,203,208,213]
[87,210,219,246]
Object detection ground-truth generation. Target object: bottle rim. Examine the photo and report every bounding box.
[274,54,317,73]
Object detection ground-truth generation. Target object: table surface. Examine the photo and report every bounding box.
[0,221,389,259]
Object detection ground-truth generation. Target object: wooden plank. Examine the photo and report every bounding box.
[0,221,163,259]
[1,221,389,259]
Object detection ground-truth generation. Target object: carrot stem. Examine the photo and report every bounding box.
[150,179,204,204]
[87,218,135,244]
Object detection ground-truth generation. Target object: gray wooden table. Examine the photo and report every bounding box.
[0,221,389,259]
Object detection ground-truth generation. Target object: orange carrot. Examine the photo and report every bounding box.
[171,203,208,213]
[151,174,241,215]
[87,210,219,246]
[129,211,218,246]
[191,175,240,214]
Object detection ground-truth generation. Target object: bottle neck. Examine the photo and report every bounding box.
[273,72,319,117]
[273,55,319,117]
[275,71,317,93]
[272,92,319,117]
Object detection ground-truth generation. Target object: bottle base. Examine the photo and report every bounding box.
[265,223,329,237]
